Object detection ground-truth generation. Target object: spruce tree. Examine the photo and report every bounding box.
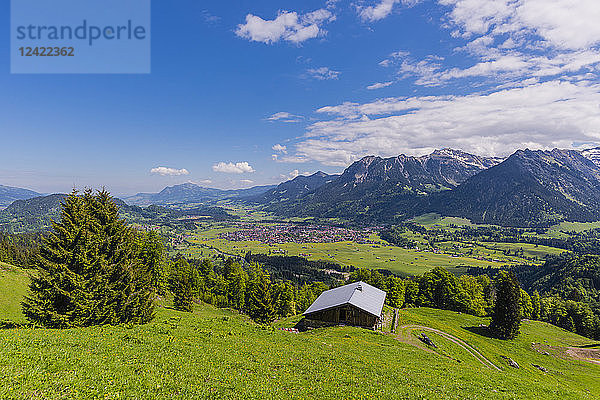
[171,259,195,312]
[22,189,155,328]
[136,230,167,295]
[531,291,541,320]
[246,264,274,323]
[490,271,522,339]
[273,281,296,318]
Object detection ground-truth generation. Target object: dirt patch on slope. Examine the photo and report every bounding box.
[533,343,600,366]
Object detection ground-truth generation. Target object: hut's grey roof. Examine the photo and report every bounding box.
[303,281,386,318]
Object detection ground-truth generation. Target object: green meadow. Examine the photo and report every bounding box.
[177,223,562,277]
[1,265,599,399]
[408,213,478,228]
[546,221,600,237]
[0,263,29,323]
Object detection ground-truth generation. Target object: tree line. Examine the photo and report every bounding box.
[169,257,328,323]
[0,232,41,268]
[243,253,352,286]
[354,265,600,339]
[381,224,600,255]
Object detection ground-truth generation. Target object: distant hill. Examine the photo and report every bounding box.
[0,193,239,233]
[0,185,42,208]
[248,171,339,205]
[0,194,67,232]
[427,149,600,227]
[267,149,501,223]
[125,183,276,206]
[515,254,600,308]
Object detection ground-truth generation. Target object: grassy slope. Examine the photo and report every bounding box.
[2,264,599,399]
[395,308,599,397]
[1,306,599,397]
[0,262,29,323]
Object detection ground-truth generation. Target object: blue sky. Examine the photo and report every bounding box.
[1,0,600,196]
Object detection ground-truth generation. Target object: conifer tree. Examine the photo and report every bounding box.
[246,264,274,323]
[22,189,154,328]
[226,261,247,311]
[490,271,522,339]
[172,258,195,312]
[136,230,167,295]
[531,290,541,320]
[273,281,296,318]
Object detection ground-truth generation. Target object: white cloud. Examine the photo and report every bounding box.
[380,46,600,89]
[150,166,190,176]
[307,67,340,80]
[272,144,288,153]
[266,112,303,122]
[277,155,310,164]
[212,162,255,174]
[280,169,301,181]
[198,179,213,185]
[517,0,600,50]
[359,0,421,22]
[367,81,394,90]
[286,80,600,166]
[379,51,410,67]
[240,179,255,185]
[201,10,221,24]
[235,9,335,44]
[370,2,600,89]
[440,0,600,51]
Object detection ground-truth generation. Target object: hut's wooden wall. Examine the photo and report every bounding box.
[305,304,377,328]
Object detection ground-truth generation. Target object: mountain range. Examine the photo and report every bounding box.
[265,149,504,223]
[2,147,600,229]
[263,148,600,227]
[247,171,339,205]
[426,149,600,226]
[125,183,276,206]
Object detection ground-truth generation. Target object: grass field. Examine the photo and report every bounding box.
[546,221,600,237]
[1,266,599,399]
[0,262,29,323]
[177,223,560,277]
[409,213,600,239]
[435,241,567,260]
[408,213,478,228]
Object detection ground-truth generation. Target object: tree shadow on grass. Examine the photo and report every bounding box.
[463,325,497,339]
[0,320,34,329]
[576,343,600,349]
